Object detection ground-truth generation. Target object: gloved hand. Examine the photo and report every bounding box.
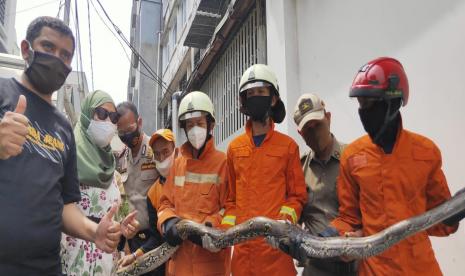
[188,222,222,252]
[163,217,182,246]
[265,234,306,262]
[265,221,305,262]
[318,226,339,237]
[201,235,221,253]
[443,209,465,226]
[265,220,291,251]
[265,235,280,249]
[443,188,465,226]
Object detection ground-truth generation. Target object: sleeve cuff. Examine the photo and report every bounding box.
[279,206,298,224]
[221,215,236,226]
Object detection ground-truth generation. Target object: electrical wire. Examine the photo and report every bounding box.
[9,0,60,16]
[92,0,171,93]
[86,0,95,91]
[71,0,83,93]
[86,0,162,85]
[87,0,131,61]
[56,0,63,18]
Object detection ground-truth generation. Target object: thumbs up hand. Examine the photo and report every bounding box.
[95,203,122,253]
[0,95,29,160]
[121,210,139,239]
[14,95,27,114]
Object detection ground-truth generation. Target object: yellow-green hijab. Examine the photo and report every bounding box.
[74,90,115,188]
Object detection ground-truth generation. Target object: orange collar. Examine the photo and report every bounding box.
[245,119,275,147]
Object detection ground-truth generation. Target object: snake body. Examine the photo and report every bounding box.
[117,187,465,276]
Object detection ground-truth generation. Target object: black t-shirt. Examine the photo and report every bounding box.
[0,78,80,275]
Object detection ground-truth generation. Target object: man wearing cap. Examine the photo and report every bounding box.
[222,64,307,276]
[116,101,158,264]
[291,93,355,275]
[118,129,177,275]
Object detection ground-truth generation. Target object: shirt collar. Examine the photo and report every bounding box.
[245,119,275,147]
[310,134,343,164]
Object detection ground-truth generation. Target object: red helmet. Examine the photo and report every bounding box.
[350,57,409,106]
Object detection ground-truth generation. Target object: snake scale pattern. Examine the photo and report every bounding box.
[117,187,465,276]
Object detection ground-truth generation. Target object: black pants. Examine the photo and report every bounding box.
[127,231,166,276]
[302,259,357,276]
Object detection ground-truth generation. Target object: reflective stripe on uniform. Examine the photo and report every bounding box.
[174,176,185,186]
[174,172,220,187]
[279,206,297,224]
[221,215,236,226]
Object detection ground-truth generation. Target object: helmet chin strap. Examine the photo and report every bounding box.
[372,99,400,144]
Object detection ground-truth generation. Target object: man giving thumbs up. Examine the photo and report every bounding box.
[0,16,138,275]
[0,95,28,159]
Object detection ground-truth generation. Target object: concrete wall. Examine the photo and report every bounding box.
[0,0,18,54]
[267,0,465,274]
[266,0,301,147]
[136,0,162,135]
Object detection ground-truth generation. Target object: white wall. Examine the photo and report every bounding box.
[266,0,301,143]
[268,0,465,274]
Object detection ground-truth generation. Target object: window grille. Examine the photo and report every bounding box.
[199,6,266,144]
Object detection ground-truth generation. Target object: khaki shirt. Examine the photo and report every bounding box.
[300,136,345,235]
[120,133,158,230]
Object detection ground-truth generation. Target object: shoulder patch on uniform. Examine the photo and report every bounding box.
[348,153,367,171]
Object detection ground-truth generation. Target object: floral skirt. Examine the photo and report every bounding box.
[61,176,121,276]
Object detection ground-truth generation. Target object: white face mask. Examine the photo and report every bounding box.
[155,151,175,177]
[87,119,116,148]
[187,126,207,150]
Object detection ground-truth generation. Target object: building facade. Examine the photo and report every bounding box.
[133,1,465,273]
[127,0,162,135]
[0,0,18,55]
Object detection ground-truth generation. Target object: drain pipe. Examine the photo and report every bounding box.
[171,91,182,146]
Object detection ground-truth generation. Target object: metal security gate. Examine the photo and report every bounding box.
[200,2,266,145]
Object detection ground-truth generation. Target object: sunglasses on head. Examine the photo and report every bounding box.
[94,106,120,124]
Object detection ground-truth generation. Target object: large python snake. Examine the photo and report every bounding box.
[117,187,465,276]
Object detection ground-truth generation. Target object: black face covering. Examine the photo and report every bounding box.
[358,100,388,141]
[25,49,71,95]
[245,96,272,122]
[119,128,141,149]
[358,99,400,152]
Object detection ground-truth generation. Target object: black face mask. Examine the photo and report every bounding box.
[358,99,400,147]
[245,96,272,122]
[358,100,388,141]
[25,48,71,95]
[119,128,141,149]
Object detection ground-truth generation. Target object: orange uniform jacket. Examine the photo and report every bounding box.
[157,138,231,276]
[332,128,458,276]
[147,178,163,211]
[222,120,308,276]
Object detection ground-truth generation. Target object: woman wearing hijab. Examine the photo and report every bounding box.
[61,90,137,275]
